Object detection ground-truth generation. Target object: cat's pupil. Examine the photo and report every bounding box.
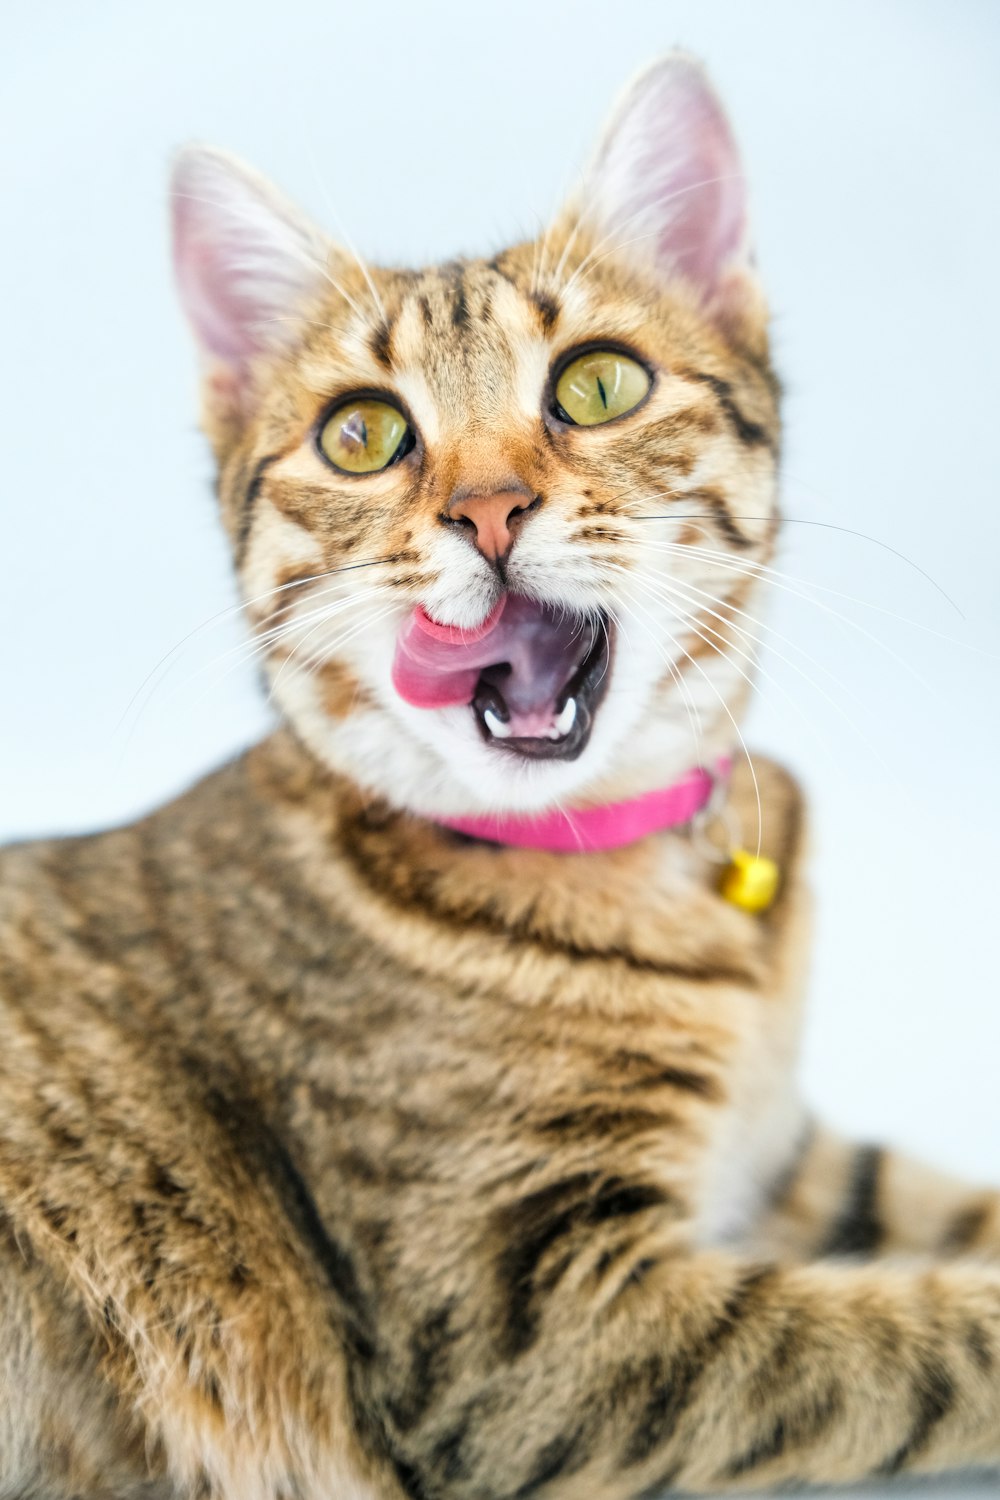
[342,413,368,452]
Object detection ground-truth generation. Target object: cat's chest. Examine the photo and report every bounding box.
[271,959,801,1270]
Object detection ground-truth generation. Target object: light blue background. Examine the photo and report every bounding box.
[3,5,999,1494]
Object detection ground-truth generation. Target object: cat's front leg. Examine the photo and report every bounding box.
[747,1120,1000,1262]
[372,1249,1000,1496]
[0,1220,174,1499]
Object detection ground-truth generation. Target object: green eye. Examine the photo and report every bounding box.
[319,398,412,474]
[553,349,651,427]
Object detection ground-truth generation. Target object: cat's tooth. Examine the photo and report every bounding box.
[484,708,511,739]
[554,697,577,736]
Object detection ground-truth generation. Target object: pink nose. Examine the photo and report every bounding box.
[447,491,538,563]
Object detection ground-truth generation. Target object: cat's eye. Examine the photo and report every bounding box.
[318,398,413,475]
[552,349,651,427]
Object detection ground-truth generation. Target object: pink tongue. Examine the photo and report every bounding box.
[391,596,588,728]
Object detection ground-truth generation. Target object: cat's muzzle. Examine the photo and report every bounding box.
[391,595,613,762]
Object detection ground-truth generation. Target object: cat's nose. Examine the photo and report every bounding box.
[446,490,540,563]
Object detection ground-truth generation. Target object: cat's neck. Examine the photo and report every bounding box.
[431,763,728,855]
[242,729,805,1023]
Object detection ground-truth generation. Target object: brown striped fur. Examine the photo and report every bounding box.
[3,53,1000,1500]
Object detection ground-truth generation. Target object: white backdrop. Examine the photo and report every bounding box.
[3,4,999,1494]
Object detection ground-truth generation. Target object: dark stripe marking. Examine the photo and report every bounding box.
[531,292,560,331]
[682,485,755,549]
[451,275,469,329]
[535,1104,671,1138]
[622,1266,776,1466]
[338,820,757,987]
[635,1464,684,1499]
[821,1145,884,1258]
[370,318,395,369]
[941,1201,991,1254]
[725,1417,786,1479]
[429,1420,470,1484]
[723,1388,841,1480]
[384,1303,457,1433]
[495,1175,671,1358]
[965,1320,993,1373]
[765,1118,817,1214]
[202,1086,377,1362]
[427,1391,496,1485]
[235,452,283,567]
[680,368,774,450]
[879,1359,956,1474]
[390,1453,434,1500]
[506,1428,587,1499]
[617,1059,722,1102]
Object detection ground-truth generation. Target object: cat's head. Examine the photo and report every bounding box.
[171,54,779,818]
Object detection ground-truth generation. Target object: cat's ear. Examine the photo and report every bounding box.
[574,54,758,327]
[171,146,329,419]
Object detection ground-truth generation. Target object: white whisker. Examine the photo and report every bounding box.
[296,117,389,327]
[611,578,763,854]
[616,566,895,779]
[116,556,398,743]
[151,587,394,715]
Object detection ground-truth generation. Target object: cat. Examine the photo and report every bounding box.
[1,49,998,1500]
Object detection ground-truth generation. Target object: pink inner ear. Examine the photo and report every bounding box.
[592,57,749,297]
[172,194,260,364]
[170,148,325,377]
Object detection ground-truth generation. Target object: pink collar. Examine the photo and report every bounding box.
[436,761,728,854]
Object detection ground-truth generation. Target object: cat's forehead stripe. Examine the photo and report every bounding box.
[377,261,553,431]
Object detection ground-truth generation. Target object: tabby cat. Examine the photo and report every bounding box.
[2,52,999,1500]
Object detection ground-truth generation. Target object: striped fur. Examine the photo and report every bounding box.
[2,53,999,1500]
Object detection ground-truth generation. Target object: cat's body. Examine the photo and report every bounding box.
[1,733,804,1497]
[3,53,1000,1499]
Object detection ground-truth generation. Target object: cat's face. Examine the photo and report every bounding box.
[173,56,779,817]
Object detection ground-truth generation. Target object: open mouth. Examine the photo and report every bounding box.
[391,595,613,761]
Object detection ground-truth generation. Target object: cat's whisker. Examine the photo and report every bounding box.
[266,601,401,705]
[544,173,593,298]
[116,557,399,743]
[245,572,392,634]
[630,560,874,720]
[248,314,356,342]
[613,531,942,701]
[614,570,764,713]
[187,597,396,715]
[626,499,965,622]
[591,529,875,715]
[531,156,587,298]
[297,123,389,327]
[607,590,721,757]
[134,588,393,734]
[585,506,946,696]
[226,586,394,681]
[615,566,894,777]
[614,580,764,853]
[530,213,552,302]
[618,585,764,852]
[605,598,705,758]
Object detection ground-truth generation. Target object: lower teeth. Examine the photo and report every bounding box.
[483,707,511,739]
[553,697,577,736]
[482,696,578,742]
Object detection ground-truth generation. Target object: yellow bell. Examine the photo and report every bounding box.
[720,848,780,913]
